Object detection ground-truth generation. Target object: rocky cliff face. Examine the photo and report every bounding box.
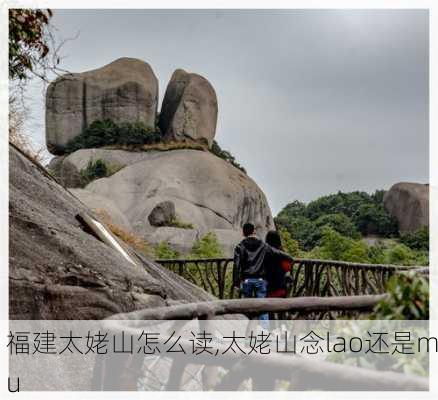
[45,57,274,255]
[383,182,429,234]
[10,144,214,319]
[50,148,274,255]
[46,58,159,155]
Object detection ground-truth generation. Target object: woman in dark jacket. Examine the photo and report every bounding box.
[265,230,292,298]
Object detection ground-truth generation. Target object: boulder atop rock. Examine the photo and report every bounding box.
[46,57,158,155]
[148,201,176,227]
[159,69,218,148]
[9,144,213,319]
[383,182,429,234]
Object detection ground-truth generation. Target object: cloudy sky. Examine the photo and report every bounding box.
[26,9,429,214]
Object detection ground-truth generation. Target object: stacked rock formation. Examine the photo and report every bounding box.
[46,58,274,255]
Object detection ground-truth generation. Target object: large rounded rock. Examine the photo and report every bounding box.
[383,182,429,233]
[9,144,214,320]
[159,69,218,148]
[46,58,159,155]
[82,149,274,254]
[148,201,176,227]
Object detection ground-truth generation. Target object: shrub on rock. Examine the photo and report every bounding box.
[65,119,162,153]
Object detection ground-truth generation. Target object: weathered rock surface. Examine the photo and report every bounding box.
[383,182,429,233]
[70,149,274,255]
[46,58,158,155]
[159,69,218,148]
[148,201,176,227]
[70,188,133,231]
[47,148,153,188]
[88,149,273,254]
[9,144,214,320]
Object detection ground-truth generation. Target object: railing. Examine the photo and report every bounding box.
[107,294,385,320]
[96,296,428,391]
[156,257,420,300]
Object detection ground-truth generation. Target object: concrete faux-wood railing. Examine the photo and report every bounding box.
[106,294,386,320]
[96,295,428,391]
[156,257,424,300]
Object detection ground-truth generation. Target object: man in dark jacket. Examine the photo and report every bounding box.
[232,223,294,324]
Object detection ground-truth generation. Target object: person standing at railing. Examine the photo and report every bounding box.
[232,222,294,326]
[265,230,292,299]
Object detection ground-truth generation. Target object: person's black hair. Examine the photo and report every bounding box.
[242,222,255,237]
[265,230,283,250]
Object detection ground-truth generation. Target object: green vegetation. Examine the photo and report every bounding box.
[167,218,194,230]
[211,140,246,174]
[278,227,300,257]
[305,227,370,263]
[9,9,55,81]
[155,241,180,260]
[400,227,429,251]
[276,191,399,252]
[372,271,429,319]
[155,232,223,260]
[303,227,428,266]
[275,190,429,266]
[79,159,123,186]
[66,119,162,153]
[9,9,60,163]
[189,232,224,258]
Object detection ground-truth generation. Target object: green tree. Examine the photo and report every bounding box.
[311,227,369,263]
[189,232,224,258]
[314,213,360,239]
[276,215,318,251]
[210,140,246,173]
[400,227,429,251]
[278,227,300,256]
[305,191,372,220]
[275,200,306,221]
[367,241,387,264]
[276,189,400,254]
[371,189,386,204]
[155,242,179,260]
[352,203,398,236]
[341,241,370,263]
[372,272,429,320]
[385,244,415,265]
[317,227,353,260]
[9,9,57,82]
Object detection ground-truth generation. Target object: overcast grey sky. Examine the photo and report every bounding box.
[27,9,429,214]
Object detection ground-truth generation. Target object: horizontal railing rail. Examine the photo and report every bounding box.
[98,295,428,391]
[156,257,425,301]
[107,294,385,320]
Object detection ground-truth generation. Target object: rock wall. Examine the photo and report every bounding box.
[10,144,214,320]
[383,182,429,234]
